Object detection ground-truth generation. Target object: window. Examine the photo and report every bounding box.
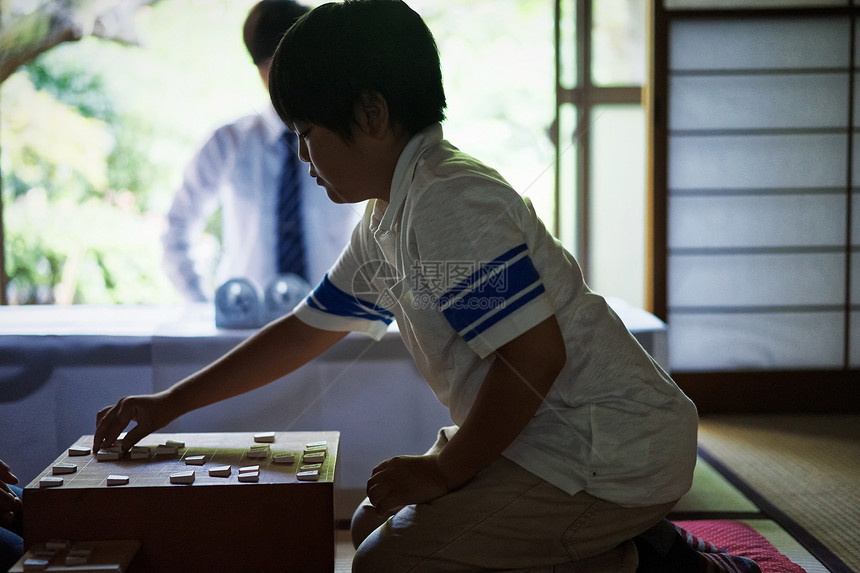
[554,0,649,308]
[1,0,559,306]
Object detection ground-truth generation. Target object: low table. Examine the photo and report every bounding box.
[23,431,339,572]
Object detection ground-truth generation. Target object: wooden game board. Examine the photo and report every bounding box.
[23,432,339,573]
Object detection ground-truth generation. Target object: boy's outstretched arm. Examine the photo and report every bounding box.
[367,315,566,515]
[93,314,348,452]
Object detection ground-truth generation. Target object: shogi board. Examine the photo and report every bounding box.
[23,432,339,573]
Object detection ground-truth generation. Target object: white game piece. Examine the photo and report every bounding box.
[65,546,93,566]
[165,440,185,448]
[31,545,56,558]
[302,451,326,464]
[68,546,93,559]
[305,440,327,448]
[170,470,195,484]
[39,476,63,488]
[45,539,71,550]
[238,470,259,483]
[184,455,206,466]
[96,449,121,462]
[238,465,260,474]
[296,469,320,482]
[209,465,232,477]
[22,557,50,571]
[130,446,152,459]
[107,474,129,486]
[68,446,90,456]
[299,463,322,472]
[303,444,327,455]
[246,444,270,459]
[52,463,77,475]
[155,444,179,455]
[273,452,295,464]
[254,432,276,443]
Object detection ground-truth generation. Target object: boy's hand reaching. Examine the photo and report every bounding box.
[366,454,452,517]
[93,392,177,453]
[0,459,22,527]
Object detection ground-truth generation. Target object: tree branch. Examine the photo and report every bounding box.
[0,0,163,84]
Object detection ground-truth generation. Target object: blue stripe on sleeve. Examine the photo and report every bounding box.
[438,243,528,308]
[306,274,395,324]
[461,284,546,342]
[442,255,542,332]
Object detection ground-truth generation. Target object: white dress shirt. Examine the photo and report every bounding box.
[162,105,361,301]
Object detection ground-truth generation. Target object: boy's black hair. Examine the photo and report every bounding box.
[243,0,309,66]
[269,0,446,139]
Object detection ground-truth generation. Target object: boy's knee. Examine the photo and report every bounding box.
[350,498,386,549]
[351,528,397,573]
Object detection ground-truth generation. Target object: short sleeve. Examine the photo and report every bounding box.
[410,179,555,358]
[293,215,394,339]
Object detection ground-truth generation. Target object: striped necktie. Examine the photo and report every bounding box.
[276,134,307,280]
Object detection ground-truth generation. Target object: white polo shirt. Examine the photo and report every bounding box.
[294,124,698,507]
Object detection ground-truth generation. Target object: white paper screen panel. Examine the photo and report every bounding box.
[669,134,847,190]
[669,312,845,370]
[669,253,846,308]
[670,74,849,131]
[669,18,849,71]
[665,14,855,371]
[852,310,859,367]
[665,1,848,10]
[669,194,847,249]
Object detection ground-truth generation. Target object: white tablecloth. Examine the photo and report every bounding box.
[0,300,667,500]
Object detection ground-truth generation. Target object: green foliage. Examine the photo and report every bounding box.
[1,72,112,200]
[5,191,177,304]
[1,0,260,305]
[1,0,556,306]
[25,61,112,119]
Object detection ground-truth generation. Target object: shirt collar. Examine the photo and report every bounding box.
[375,123,444,233]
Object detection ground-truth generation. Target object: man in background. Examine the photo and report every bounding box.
[162,0,359,302]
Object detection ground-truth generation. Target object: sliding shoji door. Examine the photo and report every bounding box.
[652,3,859,410]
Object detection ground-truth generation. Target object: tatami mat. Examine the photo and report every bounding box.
[699,414,860,572]
[672,454,760,515]
[335,529,354,573]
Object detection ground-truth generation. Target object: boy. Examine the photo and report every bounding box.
[95,2,757,571]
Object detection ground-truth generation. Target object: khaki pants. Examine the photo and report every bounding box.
[351,427,676,572]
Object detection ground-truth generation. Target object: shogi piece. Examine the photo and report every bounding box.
[23,432,339,573]
[254,432,276,443]
[9,540,139,573]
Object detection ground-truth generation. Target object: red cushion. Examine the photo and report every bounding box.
[673,520,806,573]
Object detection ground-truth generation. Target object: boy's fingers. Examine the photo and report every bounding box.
[1,486,22,514]
[93,403,131,452]
[0,460,18,485]
[120,424,149,452]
